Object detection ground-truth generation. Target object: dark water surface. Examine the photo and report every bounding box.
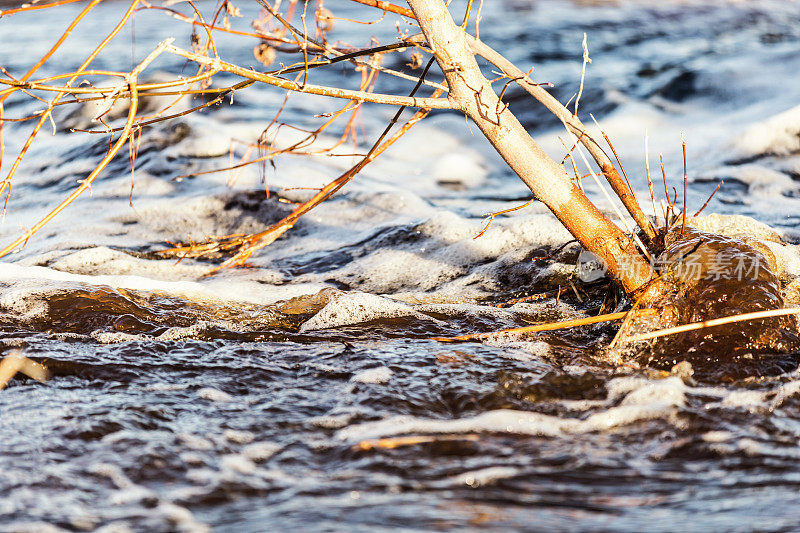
[3,0,800,531]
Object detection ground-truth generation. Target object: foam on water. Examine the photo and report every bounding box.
[241,442,281,461]
[196,387,235,403]
[336,375,687,441]
[733,104,800,160]
[299,292,435,332]
[350,366,392,384]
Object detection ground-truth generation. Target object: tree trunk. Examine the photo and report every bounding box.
[467,35,657,243]
[407,0,665,298]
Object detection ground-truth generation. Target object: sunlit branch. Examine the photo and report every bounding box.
[165,43,453,109]
[0,0,144,201]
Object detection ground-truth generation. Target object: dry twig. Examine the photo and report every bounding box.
[620,308,800,344]
[433,309,657,343]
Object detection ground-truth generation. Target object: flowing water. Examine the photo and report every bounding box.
[3,0,800,530]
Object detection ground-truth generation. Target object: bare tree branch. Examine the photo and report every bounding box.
[467,35,657,242]
[165,43,454,109]
[407,0,664,298]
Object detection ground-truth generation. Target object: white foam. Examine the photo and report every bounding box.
[449,466,520,488]
[47,246,208,280]
[763,241,800,279]
[351,366,392,384]
[481,336,552,361]
[0,281,51,321]
[335,410,573,441]
[431,151,487,188]
[702,431,733,443]
[223,429,255,444]
[299,292,435,332]
[582,403,676,431]
[93,331,142,344]
[337,376,686,441]
[169,118,233,159]
[90,464,154,505]
[177,433,215,451]
[196,388,234,402]
[731,104,800,159]
[157,324,208,341]
[308,413,357,429]
[605,376,656,402]
[619,377,686,407]
[709,437,800,460]
[143,383,191,392]
[88,461,209,531]
[416,302,518,325]
[302,362,343,374]
[0,262,323,308]
[220,454,257,475]
[329,248,468,294]
[769,379,800,409]
[155,502,209,533]
[719,389,766,408]
[241,442,281,461]
[179,452,206,466]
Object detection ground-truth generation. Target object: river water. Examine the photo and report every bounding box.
[3,0,800,530]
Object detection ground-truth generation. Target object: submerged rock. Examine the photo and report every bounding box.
[622,225,800,380]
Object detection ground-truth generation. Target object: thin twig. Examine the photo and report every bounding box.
[574,33,591,116]
[693,180,723,217]
[199,59,442,271]
[621,308,800,344]
[0,0,143,202]
[469,36,656,242]
[0,0,103,106]
[644,129,659,225]
[356,434,479,451]
[0,37,168,257]
[433,309,657,342]
[346,0,413,17]
[608,286,656,349]
[0,0,85,17]
[562,125,651,261]
[682,141,687,236]
[660,154,672,229]
[474,199,535,239]
[73,81,249,133]
[165,43,453,109]
[590,114,635,201]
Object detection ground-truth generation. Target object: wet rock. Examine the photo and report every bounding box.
[689,213,783,244]
[624,226,800,380]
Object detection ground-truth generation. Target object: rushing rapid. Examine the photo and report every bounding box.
[3,0,800,530]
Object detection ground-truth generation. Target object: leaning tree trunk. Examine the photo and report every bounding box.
[407,0,666,299]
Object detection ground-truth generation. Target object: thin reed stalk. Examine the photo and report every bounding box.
[620,308,800,344]
[433,309,657,342]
